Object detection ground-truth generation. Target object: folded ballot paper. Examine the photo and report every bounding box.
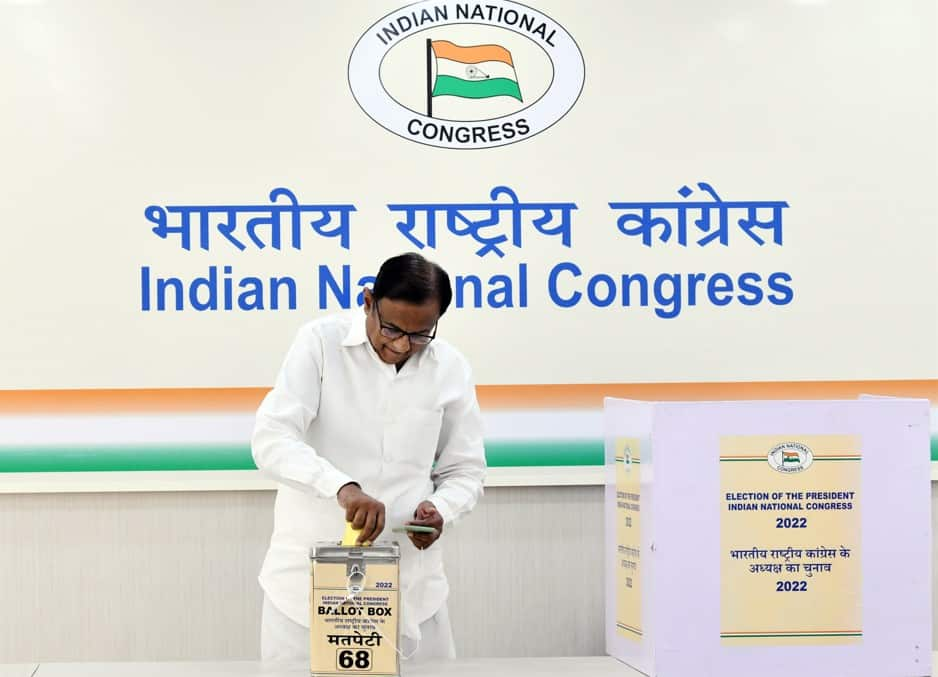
[341,521,363,546]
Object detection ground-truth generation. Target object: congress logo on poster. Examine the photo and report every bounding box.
[349,1,585,149]
[767,442,814,473]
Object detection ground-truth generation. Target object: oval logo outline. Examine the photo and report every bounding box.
[767,442,814,474]
[348,0,585,149]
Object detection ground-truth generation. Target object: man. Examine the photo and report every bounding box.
[252,252,486,662]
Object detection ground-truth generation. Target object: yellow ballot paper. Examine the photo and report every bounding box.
[341,521,362,546]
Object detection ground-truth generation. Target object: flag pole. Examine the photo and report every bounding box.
[426,38,433,118]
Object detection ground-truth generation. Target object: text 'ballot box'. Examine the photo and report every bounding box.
[604,397,931,677]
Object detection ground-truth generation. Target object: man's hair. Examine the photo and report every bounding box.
[372,253,453,315]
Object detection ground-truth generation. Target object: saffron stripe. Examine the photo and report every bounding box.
[431,40,513,65]
[1,380,935,413]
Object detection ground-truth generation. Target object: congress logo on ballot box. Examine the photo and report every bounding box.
[348,0,585,149]
[767,442,814,474]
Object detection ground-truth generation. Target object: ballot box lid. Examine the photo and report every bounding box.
[310,543,401,562]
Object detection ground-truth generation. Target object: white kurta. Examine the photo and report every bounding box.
[252,311,486,640]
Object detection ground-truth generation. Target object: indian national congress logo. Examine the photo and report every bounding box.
[348,1,585,149]
[623,446,636,474]
[767,442,814,474]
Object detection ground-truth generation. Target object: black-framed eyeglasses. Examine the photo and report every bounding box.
[374,300,437,346]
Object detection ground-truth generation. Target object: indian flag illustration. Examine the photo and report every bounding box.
[427,39,522,115]
[782,450,801,465]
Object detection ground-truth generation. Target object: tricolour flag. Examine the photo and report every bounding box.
[782,451,800,465]
[429,40,523,102]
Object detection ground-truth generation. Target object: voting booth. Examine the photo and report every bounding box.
[604,396,932,677]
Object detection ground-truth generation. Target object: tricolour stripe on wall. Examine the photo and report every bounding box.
[0,381,935,472]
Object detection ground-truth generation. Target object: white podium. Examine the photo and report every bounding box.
[604,396,932,677]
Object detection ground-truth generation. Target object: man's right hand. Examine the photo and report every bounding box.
[336,483,385,545]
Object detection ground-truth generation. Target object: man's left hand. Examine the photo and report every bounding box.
[408,501,443,550]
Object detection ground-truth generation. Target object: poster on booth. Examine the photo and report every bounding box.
[720,435,862,645]
[615,437,642,641]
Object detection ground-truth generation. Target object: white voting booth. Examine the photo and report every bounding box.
[604,396,932,677]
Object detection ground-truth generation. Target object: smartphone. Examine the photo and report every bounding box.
[391,525,437,534]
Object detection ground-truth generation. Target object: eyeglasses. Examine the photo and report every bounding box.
[374,300,437,346]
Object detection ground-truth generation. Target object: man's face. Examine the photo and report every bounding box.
[363,289,440,366]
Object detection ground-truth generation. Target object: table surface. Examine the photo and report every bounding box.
[0,666,38,677]
[3,654,935,677]
[11,657,642,677]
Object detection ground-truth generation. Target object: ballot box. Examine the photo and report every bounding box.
[310,543,401,677]
[604,396,932,677]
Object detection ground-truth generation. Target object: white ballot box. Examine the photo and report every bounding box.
[604,396,932,677]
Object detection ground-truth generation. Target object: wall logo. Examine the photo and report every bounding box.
[767,442,814,474]
[348,1,585,149]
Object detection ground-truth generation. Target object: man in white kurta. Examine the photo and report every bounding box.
[252,253,486,662]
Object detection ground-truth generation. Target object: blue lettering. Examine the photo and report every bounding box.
[653,273,681,319]
[707,273,734,306]
[140,266,150,311]
[319,265,351,309]
[518,263,528,307]
[223,266,233,310]
[586,273,616,307]
[270,277,297,310]
[737,272,764,306]
[455,274,482,308]
[548,262,582,307]
[687,273,706,306]
[238,277,264,310]
[487,274,514,308]
[622,274,649,307]
[156,276,184,311]
[189,266,219,311]
[767,272,794,305]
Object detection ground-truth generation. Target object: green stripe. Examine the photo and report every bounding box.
[0,440,605,473]
[722,633,862,638]
[0,436,934,472]
[0,445,256,472]
[432,74,522,101]
[485,440,603,467]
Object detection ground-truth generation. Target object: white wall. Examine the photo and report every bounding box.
[0,485,605,662]
[1,0,934,390]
